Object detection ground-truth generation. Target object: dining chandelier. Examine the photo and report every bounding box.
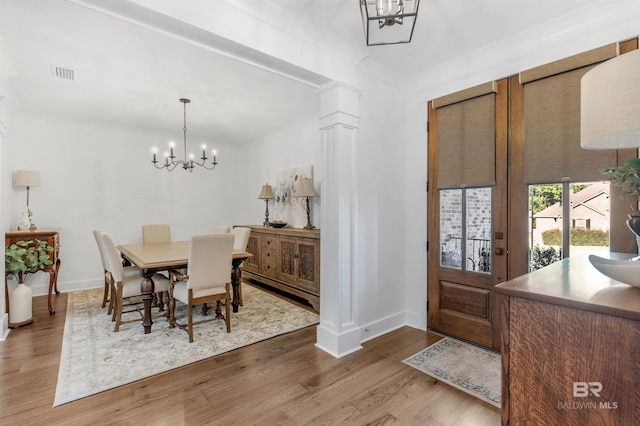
[151,98,218,172]
[359,0,420,46]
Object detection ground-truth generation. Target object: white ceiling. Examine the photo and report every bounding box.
[1,0,602,146]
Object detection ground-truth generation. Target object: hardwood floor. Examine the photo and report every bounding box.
[0,288,500,425]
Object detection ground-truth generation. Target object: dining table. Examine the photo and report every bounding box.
[117,240,252,334]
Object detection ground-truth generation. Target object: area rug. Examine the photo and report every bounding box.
[403,337,501,408]
[53,285,319,407]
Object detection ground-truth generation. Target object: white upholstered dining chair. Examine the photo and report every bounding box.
[231,227,251,251]
[231,227,251,305]
[92,229,112,310]
[142,224,171,243]
[93,229,139,314]
[101,231,170,332]
[142,223,175,275]
[213,225,230,234]
[168,233,234,342]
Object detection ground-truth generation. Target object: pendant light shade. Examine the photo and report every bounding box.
[581,49,640,149]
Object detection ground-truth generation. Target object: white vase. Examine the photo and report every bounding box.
[9,283,33,327]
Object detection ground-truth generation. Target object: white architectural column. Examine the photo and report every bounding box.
[315,81,362,357]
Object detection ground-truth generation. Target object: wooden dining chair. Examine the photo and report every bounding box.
[168,233,234,342]
[142,224,171,243]
[101,231,170,332]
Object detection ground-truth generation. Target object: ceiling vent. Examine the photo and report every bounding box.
[51,65,74,81]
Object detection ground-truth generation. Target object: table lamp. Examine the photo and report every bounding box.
[292,178,319,230]
[15,170,41,230]
[258,183,275,227]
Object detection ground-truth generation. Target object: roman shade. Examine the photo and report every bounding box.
[521,43,619,184]
[433,82,497,189]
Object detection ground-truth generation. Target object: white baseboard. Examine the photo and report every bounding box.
[359,311,407,344]
[315,324,362,358]
[29,278,104,297]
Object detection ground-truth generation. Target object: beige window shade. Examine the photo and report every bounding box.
[432,81,497,109]
[437,93,496,188]
[523,66,616,184]
[520,43,618,84]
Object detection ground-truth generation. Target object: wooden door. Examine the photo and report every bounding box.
[427,79,508,350]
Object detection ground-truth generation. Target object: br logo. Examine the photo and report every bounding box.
[573,382,602,398]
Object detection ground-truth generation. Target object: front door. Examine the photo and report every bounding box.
[427,79,508,350]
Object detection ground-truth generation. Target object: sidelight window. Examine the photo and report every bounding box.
[440,187,492,273]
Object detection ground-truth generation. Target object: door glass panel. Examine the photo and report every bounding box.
[440,187,492,272]
[466,188,492,273]
[440,189,462,269]
[529,181,610,271]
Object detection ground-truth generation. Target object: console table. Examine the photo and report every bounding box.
[238,225,320,311]
[5,229,61,318]
[495,254,640,425]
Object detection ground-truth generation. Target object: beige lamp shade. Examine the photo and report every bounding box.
[581,49,640,149]
[15,170,41,187]
[292,178,318,198]
[258,183,274,200]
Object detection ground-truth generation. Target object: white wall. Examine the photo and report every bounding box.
[355,71,408,339]
[403,95,428,330]
[244,114,323,226]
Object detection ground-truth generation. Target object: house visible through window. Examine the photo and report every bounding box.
[529,181,610,271]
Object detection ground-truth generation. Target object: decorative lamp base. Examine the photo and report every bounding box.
[627,211,640,237]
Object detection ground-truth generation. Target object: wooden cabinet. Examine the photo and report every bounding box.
[5,229,61,317]
[495,254,640,425]
[238,226,320,311]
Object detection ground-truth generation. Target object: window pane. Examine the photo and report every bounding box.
[466,188,492,273]
[569,181,610,256]
[529,184,563,271]
[529,182,610,271]
[440,189,462,269]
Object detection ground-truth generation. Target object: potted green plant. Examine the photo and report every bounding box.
[600,157,640,237]
[5,239,54,281]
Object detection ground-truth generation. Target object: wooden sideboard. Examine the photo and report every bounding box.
[495,254,640,425]
[5,229,61,317]
[237,225,320,311]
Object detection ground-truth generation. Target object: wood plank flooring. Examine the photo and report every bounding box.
[0,287,500,425]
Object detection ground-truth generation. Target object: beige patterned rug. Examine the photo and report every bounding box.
[54,285,319,407]
[403,337,501,408]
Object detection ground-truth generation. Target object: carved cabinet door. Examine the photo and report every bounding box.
[277,237,319,295]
